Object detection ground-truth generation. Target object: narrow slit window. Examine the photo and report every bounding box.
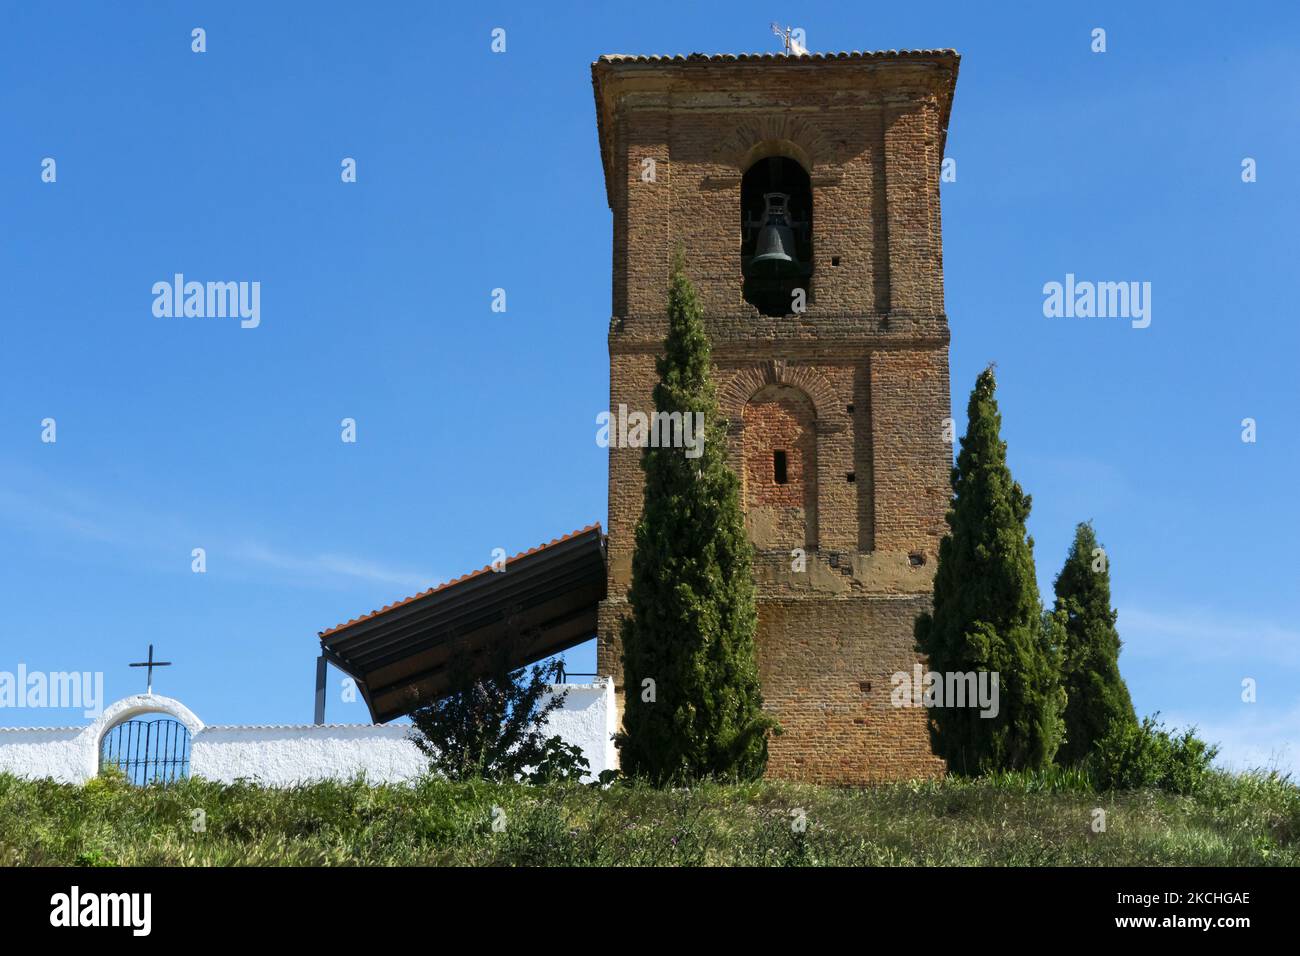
[773,450,788,484]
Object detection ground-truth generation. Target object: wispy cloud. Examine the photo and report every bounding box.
[1119,605,1300,668]
[0,486,122,545]
[1121,604,1300,777]
[233,541,433,591]
[0,475,436,593]
[1163,703,1300,780]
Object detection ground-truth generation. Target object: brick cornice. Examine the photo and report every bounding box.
[591,51,959,208]
[608,315,951,355]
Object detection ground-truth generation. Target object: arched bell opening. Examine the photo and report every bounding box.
[741,156,813,317]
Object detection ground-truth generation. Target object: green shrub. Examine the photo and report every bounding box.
[1089,714,1219,794]
[74,849,117,867]
[980,764,1095,794]
[1199,769,1300,853]
[408,645,588,785]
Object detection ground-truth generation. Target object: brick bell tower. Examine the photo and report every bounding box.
[591,49,959,783]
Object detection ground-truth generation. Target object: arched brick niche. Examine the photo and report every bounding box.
[720,360,839,422]
[742,383,818,550]
[721,360,847,553]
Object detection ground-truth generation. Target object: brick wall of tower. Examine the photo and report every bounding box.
[757,596,945,783]
[594,54,958,784]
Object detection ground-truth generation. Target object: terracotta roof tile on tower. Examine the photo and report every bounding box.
[596,49,959,63]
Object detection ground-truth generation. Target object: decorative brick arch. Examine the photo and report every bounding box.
[719,360,839,424]
[716,116,837,174]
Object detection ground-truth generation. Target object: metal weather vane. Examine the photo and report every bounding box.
[771,22,808,56]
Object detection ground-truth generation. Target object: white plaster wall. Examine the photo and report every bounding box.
[191,724,425,785]
[0,727,86,784]
[0,680,617,786]
[541,680,618,777]
[0,694,204,784]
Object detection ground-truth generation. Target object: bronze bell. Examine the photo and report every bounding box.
[750,192,800,275]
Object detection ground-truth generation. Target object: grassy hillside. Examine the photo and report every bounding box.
[2,768,1296,866]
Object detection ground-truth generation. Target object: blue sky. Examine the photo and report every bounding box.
[1,3,1296,775]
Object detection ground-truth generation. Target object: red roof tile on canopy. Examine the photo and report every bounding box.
[319,523,604,638]
[317,524,607,722]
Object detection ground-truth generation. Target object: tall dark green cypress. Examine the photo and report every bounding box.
[914,367,1064,774]
[614,250,777,783]
[1052,521,1136,766]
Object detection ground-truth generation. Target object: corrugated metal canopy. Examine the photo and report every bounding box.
[319,525,606,723]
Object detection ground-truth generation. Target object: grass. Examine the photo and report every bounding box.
[2,767,1296,866]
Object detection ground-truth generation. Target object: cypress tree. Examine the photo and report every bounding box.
[614,250,777,783]
[1052,521,1136,766]
[914,366,1064,774]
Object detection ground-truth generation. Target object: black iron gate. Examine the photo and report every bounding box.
[100,717,191,785]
